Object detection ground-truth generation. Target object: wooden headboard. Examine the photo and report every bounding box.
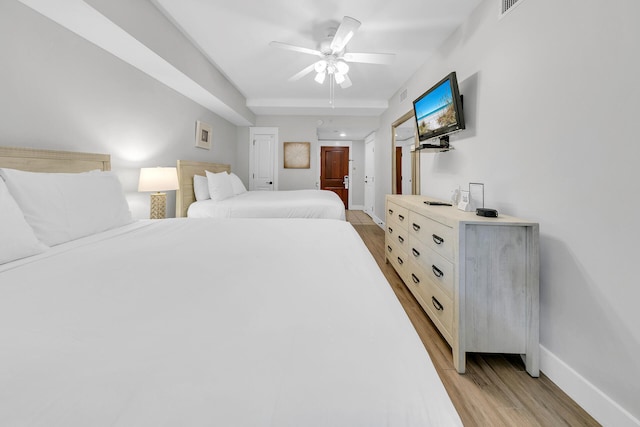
[0,146,111,172]
[176,160,230,218]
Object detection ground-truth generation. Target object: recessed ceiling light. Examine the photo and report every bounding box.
[339,132,346,137]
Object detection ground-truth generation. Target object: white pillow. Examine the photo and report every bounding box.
[193,174,210,201]
[205,170,234,202]
[229,172,247,195]
[0,178,48,264]
[0,168,133,246]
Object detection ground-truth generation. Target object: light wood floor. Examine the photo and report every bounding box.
[346,210,600,427]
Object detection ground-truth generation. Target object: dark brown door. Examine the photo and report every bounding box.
[321,146,349,209]
[396,146,402,194]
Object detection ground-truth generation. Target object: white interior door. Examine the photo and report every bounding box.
[249,127,278,191]
[364,133,375,216]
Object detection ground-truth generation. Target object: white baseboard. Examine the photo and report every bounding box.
[371,214,384,229]
[349,204,364,211]
[360,210,385,229]
[540,345,640,427]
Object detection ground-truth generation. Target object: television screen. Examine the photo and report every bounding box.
[413,72,465,142]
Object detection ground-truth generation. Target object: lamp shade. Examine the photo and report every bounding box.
[138,167,179,192]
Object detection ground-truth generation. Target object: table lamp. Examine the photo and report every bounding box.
[138,167,179,219]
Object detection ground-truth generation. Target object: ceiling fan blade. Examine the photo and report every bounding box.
[269,41,323,57]
[339,74,352,89]
[330,16,361,53]
[288,62,318,82]
[343,52,395,65]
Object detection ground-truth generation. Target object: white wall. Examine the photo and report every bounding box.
[254,116,318,190]
[250,116,377,207]
[377,0,640,424]
[85,0,255,126]
[0,1,239,219]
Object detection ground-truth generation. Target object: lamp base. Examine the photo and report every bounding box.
[150,192,167,219]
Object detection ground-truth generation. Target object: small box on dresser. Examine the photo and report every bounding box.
[385,194,540,377]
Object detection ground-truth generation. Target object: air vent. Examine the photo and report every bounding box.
[499,0,527,19]
[400,89,407,102]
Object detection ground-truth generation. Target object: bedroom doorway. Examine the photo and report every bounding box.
[249,127,278,191]
[320,144,350,209]
[364,133,375,217]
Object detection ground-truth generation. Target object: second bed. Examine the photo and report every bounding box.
[176,160,346,220]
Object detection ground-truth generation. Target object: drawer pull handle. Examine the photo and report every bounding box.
[397,257,404,266]
[411,274,420,284]
[432,265,444,278]
[412,248,420,258]
[387,245,392,253]
[398,236,404,244]
[432,234,444,245]
[388,209,393,215]
[398,214,405,221]
[412,223,420,232]
[432,297,444,311]
[388,227,393,234]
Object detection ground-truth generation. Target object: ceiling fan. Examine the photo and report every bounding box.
[270,16,394,102]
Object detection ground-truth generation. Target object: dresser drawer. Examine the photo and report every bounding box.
[408,236,454,297]
[386,238,408,279]
[407,261,453,338]
[423,278,454,337]
[408,211,454,261]
[387,202,409,228]
[386,218,409,252]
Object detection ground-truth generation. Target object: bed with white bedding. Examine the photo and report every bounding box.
[176,159,346,220]
[0,147,462,426]
[187,188,346,219]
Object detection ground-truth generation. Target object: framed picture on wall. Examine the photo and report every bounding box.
[283,142,310,169]
[195,120,212,150]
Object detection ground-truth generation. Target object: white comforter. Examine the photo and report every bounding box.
[0,219,461,426]
[187,189,346,220]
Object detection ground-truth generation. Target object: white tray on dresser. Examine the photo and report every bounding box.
[385,194,540,377]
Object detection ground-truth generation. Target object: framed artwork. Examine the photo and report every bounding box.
[195,120,212,150]
[283,142,310,169]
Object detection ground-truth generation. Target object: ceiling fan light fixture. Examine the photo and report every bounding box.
[314,71,326,84]
[314,60,327,73]
[334,72,346,85]
[335,60,349,74]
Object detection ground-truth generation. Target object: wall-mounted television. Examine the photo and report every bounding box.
[412,72,465,145]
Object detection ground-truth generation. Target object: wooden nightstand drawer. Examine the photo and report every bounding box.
[409,211,454,261]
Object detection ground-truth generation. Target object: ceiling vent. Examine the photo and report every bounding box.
[400,89,408,103]
[499,0,527,19]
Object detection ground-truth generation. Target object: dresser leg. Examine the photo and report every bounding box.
[524,349,540,377]
[453,344,466,374]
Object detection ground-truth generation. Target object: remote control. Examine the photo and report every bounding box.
[424,201,452,206]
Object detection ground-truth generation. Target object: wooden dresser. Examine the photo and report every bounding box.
[385,194,540,377]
